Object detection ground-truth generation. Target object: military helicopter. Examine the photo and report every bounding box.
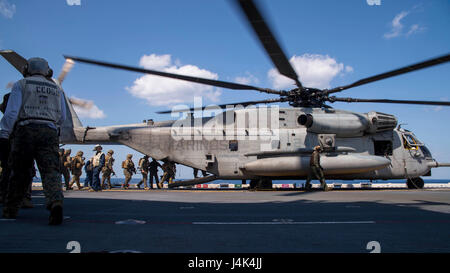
[2,0,450,190]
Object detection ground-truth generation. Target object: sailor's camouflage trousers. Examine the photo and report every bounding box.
[5,124,63,210]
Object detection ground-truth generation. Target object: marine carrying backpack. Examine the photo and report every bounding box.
[139,158,145,169]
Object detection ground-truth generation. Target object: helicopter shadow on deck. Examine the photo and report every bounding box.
[0,189,449,253]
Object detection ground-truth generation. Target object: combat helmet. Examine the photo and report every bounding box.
[23,57,53,77]
[93,144,103,151]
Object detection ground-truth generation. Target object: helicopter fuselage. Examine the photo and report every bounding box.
[64,106,437,182]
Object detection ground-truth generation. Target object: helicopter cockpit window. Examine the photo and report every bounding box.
[402,132,423,150]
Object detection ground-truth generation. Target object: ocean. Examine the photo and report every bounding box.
[33,177,450,186]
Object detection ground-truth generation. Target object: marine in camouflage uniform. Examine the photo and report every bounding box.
[122,154,136,189]
[149,158,161,189]
[305,145,328,191]
[84,158,93,189]
[62,149,72,190]
[193,168,207,178]
[0,93,34,208]
[101,149,115,189]
[137,155,150,189]
[59,148,66,187]
[1,57,66,225]
[68,151,85,190]
[159,160,176,189]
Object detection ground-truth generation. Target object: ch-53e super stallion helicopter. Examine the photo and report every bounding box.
[2,0,450,190]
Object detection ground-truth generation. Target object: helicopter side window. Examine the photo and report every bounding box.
[229,140,238,151]
[374,140,393,156]
[402,133,423,150]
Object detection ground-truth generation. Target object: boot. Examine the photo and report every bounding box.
[48,200,63,225]
[304,182,312,191]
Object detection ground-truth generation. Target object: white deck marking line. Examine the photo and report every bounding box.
[192,221,375,225]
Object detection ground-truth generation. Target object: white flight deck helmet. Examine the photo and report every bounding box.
[23,57,53,78]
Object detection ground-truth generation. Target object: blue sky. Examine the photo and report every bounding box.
[0,0,449,179]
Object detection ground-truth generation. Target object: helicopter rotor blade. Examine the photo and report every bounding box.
[68,97,94,109]
[56,58,75,85]
[324,53,450,95]
[64,55,286,96]
[0,50,27,75]
[234,0,302,88]
[156,98,285,114]
[327,96,450,106]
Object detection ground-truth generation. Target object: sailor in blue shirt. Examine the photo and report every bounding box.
[1,57,67,225]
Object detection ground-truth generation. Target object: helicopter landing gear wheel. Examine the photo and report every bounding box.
[258,178,273,190]
[406,177,424,189]
[249,179,258,189]
[249,178,272,190]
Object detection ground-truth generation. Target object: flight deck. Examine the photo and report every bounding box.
[1,186,449,253]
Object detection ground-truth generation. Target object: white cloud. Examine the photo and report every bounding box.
[0,0,16,19]
[384,9,424,39]
[384,11,409,39]
[70,96,106,119]
[66,0,81,6]
[267,54,352,89]
[433,98,448,112]
[345,65,354,73]
[406,24,425,36]
[139,54,171,70]
[234,72,259,85]
[127,54,221,106]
